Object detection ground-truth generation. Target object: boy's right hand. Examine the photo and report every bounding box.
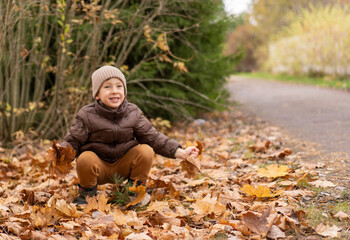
[175,146,199,160]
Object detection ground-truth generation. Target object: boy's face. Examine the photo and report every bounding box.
[95,78,125,109]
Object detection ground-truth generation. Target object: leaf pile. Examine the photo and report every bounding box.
[0,109,348,239]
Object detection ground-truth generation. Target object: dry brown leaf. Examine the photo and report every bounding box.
[180,154,201,178]
[267,225,286,239]
[55,199,83,218]
[257,164,289,178]
[267,148,292,160]
[21,189,51,205]
[315,224,342,237]
[309,180,336,188]
[334,211,350,220]
[148,212,182,226]
[242,206,278,237]
[46,140,75,177]
[192,194,226,217]
[241,184,282,198]
[125,232,153,240]
[249,140,271,153]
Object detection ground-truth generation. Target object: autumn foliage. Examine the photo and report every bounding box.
[0,109,345,238]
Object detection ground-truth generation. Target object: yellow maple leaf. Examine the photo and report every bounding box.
[84,194,111,213]
[55,199,83,218]
[193,194,226,216]
[257,164,289,178]
[241,184,282,198]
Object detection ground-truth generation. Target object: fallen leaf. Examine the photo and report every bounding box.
[192,194,226,217]
[55,199,83,218]
[257,164,289,178]
[315,224,341,237]
[85,194,111,213]
[148,212,182,226]
[249,140,271,153]
[267,225,286,239]
[334,211,350,220]
[268,148,292,159]
[309,180,336,188]
[125,232,153,240]
[241,184,282,198]
[242,206,278,237]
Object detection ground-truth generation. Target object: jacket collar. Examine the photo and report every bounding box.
[95,99,128,121]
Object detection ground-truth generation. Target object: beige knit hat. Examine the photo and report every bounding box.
[91,66,127,98]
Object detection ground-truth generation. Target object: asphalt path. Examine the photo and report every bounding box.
[227,76,350,154]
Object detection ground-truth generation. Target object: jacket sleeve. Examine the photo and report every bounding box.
[61,111,89,152]
[134,111,181,158]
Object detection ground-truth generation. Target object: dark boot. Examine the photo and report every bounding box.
[127,179,146,187]
[73,184,97,205]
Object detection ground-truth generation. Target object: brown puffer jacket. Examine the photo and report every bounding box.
[62,99,181,163]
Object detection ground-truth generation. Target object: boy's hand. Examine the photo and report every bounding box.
[175,146,199,160]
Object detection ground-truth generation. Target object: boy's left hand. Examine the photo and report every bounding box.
[175,146,199,160]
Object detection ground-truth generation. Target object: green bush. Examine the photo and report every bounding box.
[0,0,239,141]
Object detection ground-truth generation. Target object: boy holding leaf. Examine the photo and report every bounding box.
[60,66,199,205]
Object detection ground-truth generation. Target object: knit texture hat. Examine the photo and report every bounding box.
[91,66,127,98]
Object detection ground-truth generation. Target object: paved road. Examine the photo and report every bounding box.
[227,76,350,153]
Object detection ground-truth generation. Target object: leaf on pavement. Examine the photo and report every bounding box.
[257,164,289,178]
[46,140,75,177]
[267,148,292,160]
[241,184,282,198]
[249,140,271,153]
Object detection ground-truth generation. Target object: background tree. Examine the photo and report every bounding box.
[226,0,346,72]
[0,0,240,142]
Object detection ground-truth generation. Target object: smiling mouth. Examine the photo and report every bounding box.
[109,97,120,103]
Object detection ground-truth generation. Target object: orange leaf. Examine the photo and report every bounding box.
[257,164,289,178]
[126,182,146,207]
[46,140,75,177]
[241,184,282,198]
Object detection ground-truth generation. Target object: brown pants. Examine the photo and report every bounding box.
[76,144,154,188]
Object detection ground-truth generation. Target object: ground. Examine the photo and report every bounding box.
[1,106,349,239]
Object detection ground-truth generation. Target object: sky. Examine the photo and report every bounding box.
[223,0,252,15]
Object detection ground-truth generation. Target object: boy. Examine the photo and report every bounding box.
[61,66,199,204]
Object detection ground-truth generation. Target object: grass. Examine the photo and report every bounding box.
[237,72,350,90]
